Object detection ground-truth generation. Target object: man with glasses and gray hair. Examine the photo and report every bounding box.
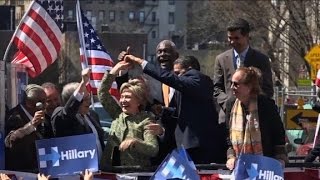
[5,84,54,172]
[51,68,105,160]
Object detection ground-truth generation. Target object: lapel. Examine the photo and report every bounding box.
[169,87,175,103]
[161,84,175,105]
[76,114,91,132]
[17,105,44,139]
[243,47,254,66]
[225,49,236,73]
[17,105,31,125]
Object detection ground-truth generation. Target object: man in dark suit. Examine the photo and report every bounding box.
[5,84,54,172]
[115,41,179,165]
[51,68,105,160]
[41,82,62,117]
[213,18,273,124]
[124,53,226,164]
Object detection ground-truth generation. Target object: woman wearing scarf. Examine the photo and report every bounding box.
[225,67,287,170]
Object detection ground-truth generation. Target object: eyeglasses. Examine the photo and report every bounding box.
[231,81,242,87]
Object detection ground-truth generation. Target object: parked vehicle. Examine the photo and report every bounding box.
[90,102,113,142]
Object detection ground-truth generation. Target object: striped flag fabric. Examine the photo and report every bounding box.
[76,1,119,98]
[11,0,63,78]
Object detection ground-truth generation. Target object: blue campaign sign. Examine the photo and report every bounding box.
[35,134,98,176]
[234,154,284,180]
[151,149,200,180]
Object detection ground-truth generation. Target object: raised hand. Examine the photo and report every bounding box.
[81,68,92,84]
[83,169,93,180]
[37,173,50,180]
[31,110,45,127]
[226,157,236,170]
[118,46,131,61]
[124,54,143,65]
[0,173,11,180]
[110,61,131,75]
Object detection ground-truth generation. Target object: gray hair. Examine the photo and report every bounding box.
[23,84,45,104]
[157,40,177,50]
[61,82,79,104]
[42,82,59,91]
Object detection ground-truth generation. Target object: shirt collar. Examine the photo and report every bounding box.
[20,104,33,121]
[234,46,249,59]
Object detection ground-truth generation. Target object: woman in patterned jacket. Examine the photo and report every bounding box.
[98,61,158,171]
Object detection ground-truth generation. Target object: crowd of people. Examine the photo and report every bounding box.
[6,17,317,178]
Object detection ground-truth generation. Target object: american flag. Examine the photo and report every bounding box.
[76,1,119,98]
[11,0,63,78]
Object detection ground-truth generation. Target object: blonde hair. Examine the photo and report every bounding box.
[236,66,262,95]
[120,78,148,111]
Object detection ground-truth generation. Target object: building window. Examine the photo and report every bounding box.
[67,10,73,20]
[148,55,156,63]
[139,11,145,23]
[168,12,174,24]
[109,10,115,22]
[99,10,105,22]
[86,0,92,3]
[91,17,97,29]
[109,0,115,3]
[86,10,92,21]
[99,0,104,3]
[151,30,156,38]
[119,11,124,21]
[151,12,156,22]
[168,0,175,5]
[129,11,135,21]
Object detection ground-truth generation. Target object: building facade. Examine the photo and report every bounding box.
[64,0,187,63]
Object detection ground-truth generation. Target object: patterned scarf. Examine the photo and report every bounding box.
[230,97,263,156]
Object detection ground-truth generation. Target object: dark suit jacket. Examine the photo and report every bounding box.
[225,95,285,158]
[51,96,105,150]
[144,63,226,163]
[213,47,273,123]
[305,101,320,162]
[5,104,54,172]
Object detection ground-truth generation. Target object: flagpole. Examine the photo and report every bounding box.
[76,0,95,107]
[2,0,36,62]
[76,0,89,68]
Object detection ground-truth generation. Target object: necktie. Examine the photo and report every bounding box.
[236,54,244,68]
[162,84,170,107]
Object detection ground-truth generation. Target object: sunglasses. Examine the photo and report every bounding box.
[231,81,243,87]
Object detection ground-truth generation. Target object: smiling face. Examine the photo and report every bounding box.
[26,90,47,116]
[173,63,187,76]
[228,29,249,53]
[231,71,251,103]
[156,41,177,70]
[44,87,61,115]
[119,88,140,115]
